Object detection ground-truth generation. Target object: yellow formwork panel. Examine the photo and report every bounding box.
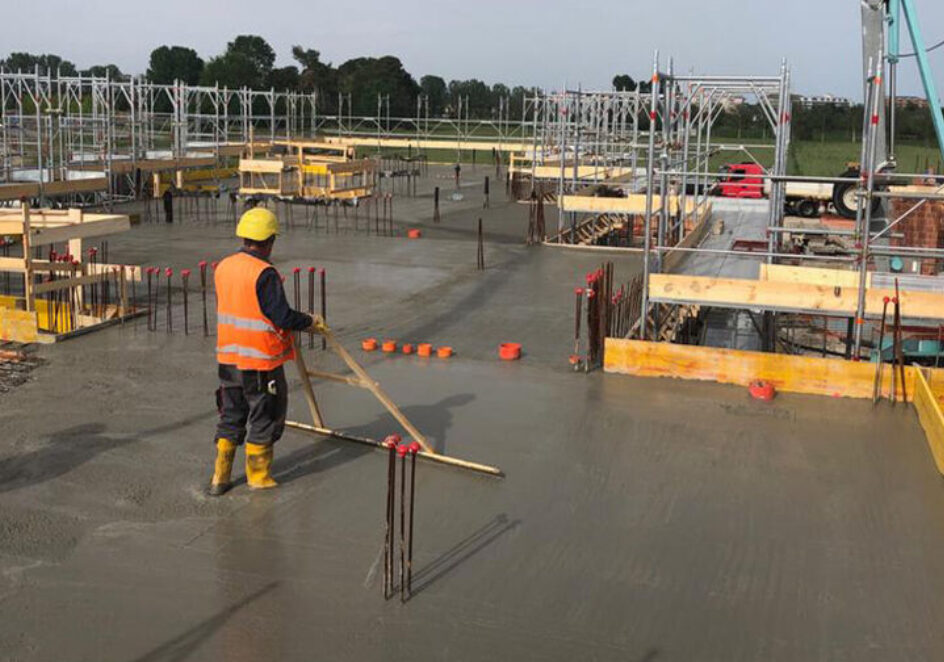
[915,369,944,475]
[601,338,944,402]
[0,295,74,334]
[0,306,39,343]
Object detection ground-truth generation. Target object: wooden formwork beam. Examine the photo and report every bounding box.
[648,274,944,321]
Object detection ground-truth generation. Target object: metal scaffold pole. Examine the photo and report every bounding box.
[639,51,660,340]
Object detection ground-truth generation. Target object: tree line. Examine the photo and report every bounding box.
[0,37,537,120]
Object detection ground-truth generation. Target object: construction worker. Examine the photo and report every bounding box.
[162,184,175,224]
[208,207,319,496]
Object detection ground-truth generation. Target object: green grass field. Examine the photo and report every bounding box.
[704,138,942,177]
[789,140,942,176]
[355,137,943,177]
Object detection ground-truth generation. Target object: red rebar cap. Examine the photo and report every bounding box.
[319,268,325,275]
[198,260,207,268]
[181,269,191,277]
[382,434,398,449]
[293,266,301,273]
[587,289,596,299]
[165,267,173,276]
[748,380,776,401]
[308,266,316,273]
[892,297,899,304]
[883,296,890,303]
[211,261,219,270]
[574,287,584,295]
[397,444,409,457]
[88,247,98,255]
[408,441,421,454]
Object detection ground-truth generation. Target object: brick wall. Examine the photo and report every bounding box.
[889,186,944,276]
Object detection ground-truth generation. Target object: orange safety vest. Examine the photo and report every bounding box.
[215,251,294,371]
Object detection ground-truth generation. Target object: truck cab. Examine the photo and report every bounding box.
[716,163,765,199]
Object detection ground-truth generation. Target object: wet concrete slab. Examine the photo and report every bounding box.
[2,169,944,660]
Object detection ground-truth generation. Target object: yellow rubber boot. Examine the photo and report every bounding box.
[208,438,237,496]
[245,442,278,490]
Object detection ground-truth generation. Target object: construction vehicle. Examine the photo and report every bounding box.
[715,162,880,219]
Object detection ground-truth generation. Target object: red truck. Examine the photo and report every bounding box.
[715,162,867,219]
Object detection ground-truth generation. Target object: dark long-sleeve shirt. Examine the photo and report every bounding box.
[243,248,313,331]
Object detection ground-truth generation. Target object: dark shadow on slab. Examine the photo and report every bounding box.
[0,424,127,494]
[0,411,219,494]
[272,440,372,485]
[129,581,279,662]
[406,513,520,600]
[275,393,475,479]
[397,266,511,345]
[341,393,476,454]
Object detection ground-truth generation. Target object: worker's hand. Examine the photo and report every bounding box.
[307,315,327,334]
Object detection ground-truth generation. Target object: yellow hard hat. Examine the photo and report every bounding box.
[236,207,279,241]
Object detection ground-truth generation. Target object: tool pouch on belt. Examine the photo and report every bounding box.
[260,371,280,419]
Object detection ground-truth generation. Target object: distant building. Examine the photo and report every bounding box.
[895,96,930,109]
[796,94,852,109]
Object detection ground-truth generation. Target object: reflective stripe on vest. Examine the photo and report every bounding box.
[217,344,294,362]
[214,251,295,371]
[217,313,273,332]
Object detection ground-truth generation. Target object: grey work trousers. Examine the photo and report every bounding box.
[215,363,287,446]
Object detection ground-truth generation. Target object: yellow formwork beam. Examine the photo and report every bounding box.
[559,194,697,216]
[759,264,872,289]
[324,136,532,153]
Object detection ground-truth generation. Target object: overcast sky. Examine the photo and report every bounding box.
[5,0,944,100]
